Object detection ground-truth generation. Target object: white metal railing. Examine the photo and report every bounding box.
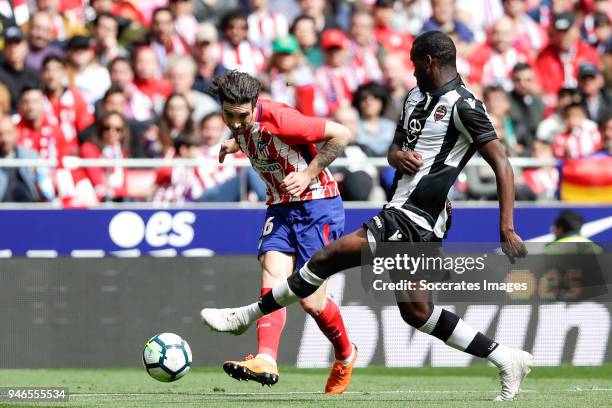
[0,157,560,168]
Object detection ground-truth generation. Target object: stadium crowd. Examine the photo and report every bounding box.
[0,0,610,205]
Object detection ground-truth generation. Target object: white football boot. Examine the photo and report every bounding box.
[495,349,533,401]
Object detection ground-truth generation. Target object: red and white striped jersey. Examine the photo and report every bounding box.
[217,40,266,76]
[234,99,339,205]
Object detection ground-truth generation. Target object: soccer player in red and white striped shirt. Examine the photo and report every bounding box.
[209,70,357,394]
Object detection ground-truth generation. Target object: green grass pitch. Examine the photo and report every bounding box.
[0,365,610,407]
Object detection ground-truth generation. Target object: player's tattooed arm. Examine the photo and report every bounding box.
[282,121,349,197]
[387,130,423,175]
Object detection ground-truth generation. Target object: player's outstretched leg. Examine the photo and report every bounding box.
[200,228,366,334]
[394,288,533,401]
[299,284,358,394]
[222,252,292,386]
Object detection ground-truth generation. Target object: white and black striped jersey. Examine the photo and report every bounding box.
[388,76,497,238]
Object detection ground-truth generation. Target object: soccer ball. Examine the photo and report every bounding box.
[143,333,192,382]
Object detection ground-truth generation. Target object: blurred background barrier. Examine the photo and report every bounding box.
[0,205,610,257]
[1,257,610,368]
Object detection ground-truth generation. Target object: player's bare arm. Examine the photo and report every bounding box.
[218,138,240,163]
[387,130,423,175]
[281,121,350,197]
[479,139,528,262]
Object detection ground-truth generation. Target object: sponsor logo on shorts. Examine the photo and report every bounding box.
[373,216,382,229]
[388,230,403,241]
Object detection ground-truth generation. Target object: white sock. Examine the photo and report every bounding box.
[239,302,264,322]
[488,344,512,368]
[255,353,277,366]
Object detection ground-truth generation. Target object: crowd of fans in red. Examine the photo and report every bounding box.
[0,0,609,205]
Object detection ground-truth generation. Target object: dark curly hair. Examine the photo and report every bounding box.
[208,70,262,107]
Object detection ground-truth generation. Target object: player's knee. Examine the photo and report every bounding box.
[299,297,325,316]
[398,304,432,328]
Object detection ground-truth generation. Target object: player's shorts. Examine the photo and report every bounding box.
[258,195,344,271]
[363,206,448,282]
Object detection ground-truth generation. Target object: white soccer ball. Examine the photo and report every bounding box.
[143,333,192,382]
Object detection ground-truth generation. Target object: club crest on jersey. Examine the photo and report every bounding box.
[256,138,269,153]
[434,105,447,121]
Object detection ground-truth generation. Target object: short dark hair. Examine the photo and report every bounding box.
[152,6,172,21]
[199,111,222,127]
[221,9,247,31]
[209,70,262,107]
[102,85,125,102]
[483,85,507,100]
[290,15,316,35]
[554,210,584,234]
[511,62,532,76]
[562,102,586,117]
[42,54,65,69]
[352,82,390,116]
[174,132,202,152]
[412,31,456,67]
[94,11,118,27]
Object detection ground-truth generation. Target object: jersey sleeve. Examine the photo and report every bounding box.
[267,102,327,145]
[453,97,498,147]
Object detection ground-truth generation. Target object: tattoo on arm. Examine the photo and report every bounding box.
[314,141,344,170]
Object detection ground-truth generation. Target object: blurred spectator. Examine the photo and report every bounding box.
[315,29,360,115]
[502,0,547,57]
[483,85,520,154]
[86,0,146,46]
[15,86,69,162]
[582,9,612,54]
[374,0,414,62]
[577,63,611,123]
[133,46,173,114]
[108,56,154,121]
[192,23,228,93]
[352,82,395,157]
[348,9,383,83]
[77,111,130,201]
[24,11,64,71]
[65,35,111,107]
[148,7,189,71]
[261,35,324,116]
[0,115,53,202]
[0,83,11,115]
[421,0,474,43]
[381,53,413,121]
[522,139,559,200]
[218,10,265,75]
[148,93,195,157]
[468,16,530,91]
[331,106,376,201]
[192,0,240,26]
[0,26,42,112]
[298,0,337,33]
[393,0,433,36]
[79,85,152,158]
[601,111,612,155]
[35,0,86,42]
[537,87,580,143]
[247,0,289,55]
[290,15,323,67]
[535,12,600,101]
[455,0,503,42]
[41,55,94,152]
[169,0,198,47]
[165,55,219,123]
[552,102,602,159]
[92,12,128,67]
[508,63,546,150]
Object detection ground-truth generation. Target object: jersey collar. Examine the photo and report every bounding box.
[430,75,463,97]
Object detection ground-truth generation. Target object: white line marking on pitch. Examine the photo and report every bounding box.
[70,389,612,397]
